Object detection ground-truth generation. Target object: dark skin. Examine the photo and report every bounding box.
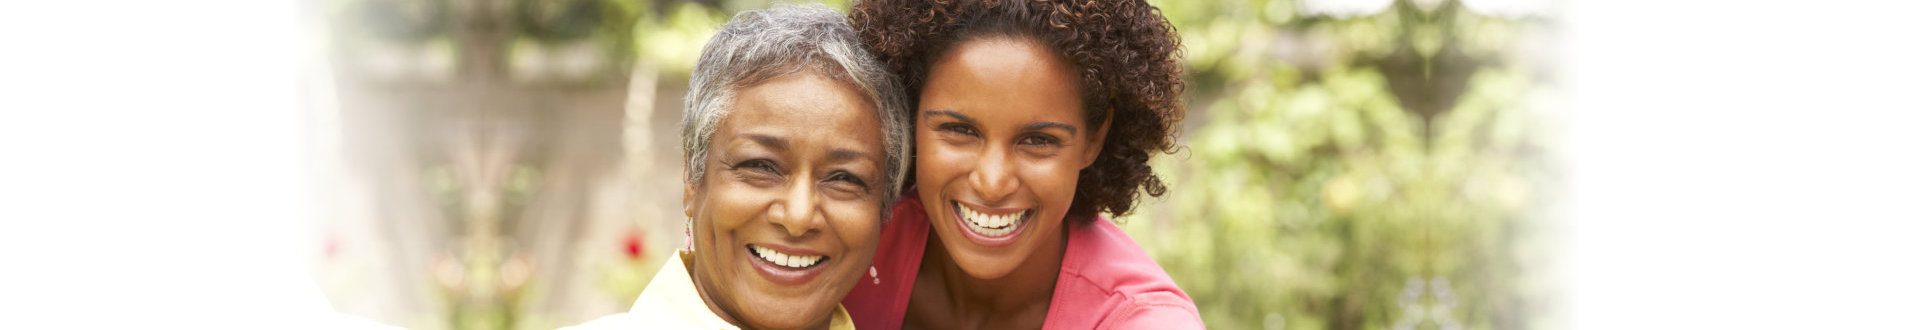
[685,72,887,330]
[904,229,1067,329]
[900,36,1108,330]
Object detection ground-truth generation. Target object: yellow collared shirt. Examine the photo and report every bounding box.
[563,251,855,330]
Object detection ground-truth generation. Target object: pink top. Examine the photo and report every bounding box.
[842,192,1204,329]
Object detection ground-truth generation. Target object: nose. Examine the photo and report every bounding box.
[767,177,824,237]
[968,145,1019,203]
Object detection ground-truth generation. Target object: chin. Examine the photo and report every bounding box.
[731,281,844,329]
[738,304,830,330]
[941,240,1024,280]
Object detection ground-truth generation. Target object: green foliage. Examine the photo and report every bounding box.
[627,0,854,77]
[631,1,728,76]
[1123,0,1559,329]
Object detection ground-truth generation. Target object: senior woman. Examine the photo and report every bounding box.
[840,0,1203,328]
[565,4,910,330]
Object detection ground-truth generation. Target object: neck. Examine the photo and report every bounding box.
[685,251,746,328]
[929,220,1072,317]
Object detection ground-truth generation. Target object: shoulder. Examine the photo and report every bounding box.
[567,253,738,330]
[1049,217,1204,329]
[1058,217,1187,297]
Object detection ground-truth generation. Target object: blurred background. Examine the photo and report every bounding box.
[12,1,1920,329]
[303,0,1559,329]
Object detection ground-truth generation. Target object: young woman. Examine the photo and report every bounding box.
[842,0,1202,328]
[566,4,911,330]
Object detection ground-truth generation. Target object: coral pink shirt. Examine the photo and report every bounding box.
[843,192,1204,329]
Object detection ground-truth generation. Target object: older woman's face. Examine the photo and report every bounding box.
[684,72,886,330]
[914,36,1107,280]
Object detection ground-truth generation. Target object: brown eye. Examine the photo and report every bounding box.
[827,171,868,188]
[728,159,782,185]
[1017,134,1061,146]
[821,171,871,199]
[938,122,980,137]
[731,159,778,173]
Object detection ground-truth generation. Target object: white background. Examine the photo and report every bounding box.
[0,0,342,328]
[3,0,1918,328]
[1564,0,1920,329]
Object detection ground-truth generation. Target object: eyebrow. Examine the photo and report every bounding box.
[828,148,873,163]
[743,133,788,150]
[747,133,873,165]
[923,109,975,124]
[1023,122,1078,135]
[927,109,1080,136]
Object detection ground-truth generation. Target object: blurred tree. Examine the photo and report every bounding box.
[1125,0,1560,329]
[319,0,654,329]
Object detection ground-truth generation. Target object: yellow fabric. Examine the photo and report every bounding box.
[560,251,855,330]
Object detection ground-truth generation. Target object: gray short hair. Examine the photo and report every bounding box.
[680,3,913,216]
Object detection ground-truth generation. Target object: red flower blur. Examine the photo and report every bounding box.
[622,228,645,260]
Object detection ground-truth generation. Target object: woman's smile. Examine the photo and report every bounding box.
[685,70,892,329]
[950,201,1034,244]
[744,243,831,286]
[839,0,1200,327]
[911,36,1099,280]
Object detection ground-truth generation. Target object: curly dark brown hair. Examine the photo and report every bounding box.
[850,0,1185,221]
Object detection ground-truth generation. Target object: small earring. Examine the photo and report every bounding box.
[869,266,880,285]
[682,217,694,252]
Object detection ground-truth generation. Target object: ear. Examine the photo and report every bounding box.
[1080,107,1114,169]
[683,167,698,217]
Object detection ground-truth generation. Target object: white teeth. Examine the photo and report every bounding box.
[751,245,823,268]
[956,203,1027,237]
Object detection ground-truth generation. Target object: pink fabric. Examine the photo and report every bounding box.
[843,192,1204,329]
[842,194,930,330]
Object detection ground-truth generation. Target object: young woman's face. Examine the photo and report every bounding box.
[915,36,1106,280]
[684,72,887,330]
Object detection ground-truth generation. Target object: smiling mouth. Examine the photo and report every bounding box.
[954,202,1032,237]
[748,244,827,269]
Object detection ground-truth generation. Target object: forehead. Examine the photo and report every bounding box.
[721,72,884,153]
[922,37,1084,123]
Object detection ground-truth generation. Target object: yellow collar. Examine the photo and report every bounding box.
[627,251,855,330]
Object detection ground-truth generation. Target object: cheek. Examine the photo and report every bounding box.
[826,201,884,252]
[915,134,974,181]
[700,183,766,247]
[1021,157,1084,205]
